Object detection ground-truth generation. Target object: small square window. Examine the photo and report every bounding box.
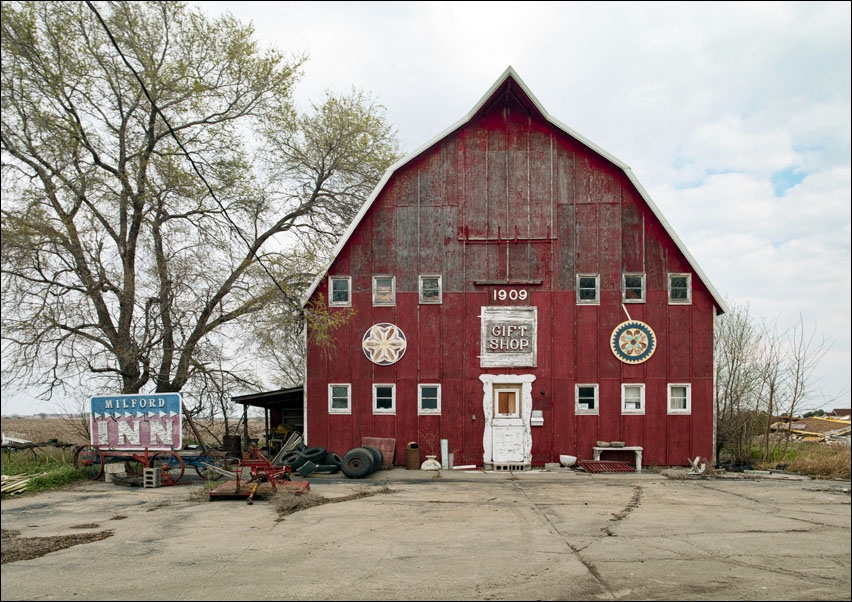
[668,384,691,414]
[623,273,646,303]
[372,276,395,306]
[419,275,442,304]
[329,276,351,307]
[373,384,395,414]
[668,273,692,304]
[494,386,521,418]
[576,384,599,415]
[328,384,351,414]
[577,274,600,305]
[419,384,441,415]
[622,384,645,414]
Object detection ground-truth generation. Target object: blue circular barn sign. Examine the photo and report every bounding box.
[610,320,657,364]
[362,323,407,366]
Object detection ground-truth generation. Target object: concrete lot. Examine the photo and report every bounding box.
[1,467,850,601]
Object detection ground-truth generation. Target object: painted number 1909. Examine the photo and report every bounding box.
[492,289,528,301]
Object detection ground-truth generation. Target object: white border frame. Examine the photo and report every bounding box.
[622,273,646,303]
[621,383,646,415]
[419,274,442,304]
[372,275,396,306]
[667,383,692,415]
[576,274,600,305]
[668,273,692,305]
[373,383,396,414]
[328,276,352,307]
[418,383,442,415]
[328,383,352,414]
[575,383,599,415]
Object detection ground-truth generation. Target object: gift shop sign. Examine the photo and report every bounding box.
[479,306,537,367]
[89,393,182,450]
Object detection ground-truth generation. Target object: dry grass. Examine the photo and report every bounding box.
[785,442,851,480]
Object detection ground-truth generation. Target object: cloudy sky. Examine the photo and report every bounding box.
[3,1,849,415]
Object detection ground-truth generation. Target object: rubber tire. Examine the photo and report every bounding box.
[323,451,343,467]
[363,446,383,471]
[341,447,374,479]
[314,464,339,474]
[281,451,307,470]
[300,446,327,464]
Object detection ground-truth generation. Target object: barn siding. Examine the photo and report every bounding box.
[304,75,719,467]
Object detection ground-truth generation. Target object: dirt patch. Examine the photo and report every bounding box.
[272,485,394,520]
[1,528,113,564]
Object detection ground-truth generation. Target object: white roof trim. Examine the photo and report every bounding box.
[302,66,728,314]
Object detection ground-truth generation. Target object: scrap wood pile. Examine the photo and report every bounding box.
[1,473,45,496]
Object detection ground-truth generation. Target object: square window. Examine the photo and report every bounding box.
[494,386,521,418]
[668,384,691,414]
[328,384,351,414]
[419,384,441,414]
[622,384,645,414]
[623,273,646,303]
[576,384,599,415]
[329,276,351,307]
[577,274,600,304]
[419,275,442,304]
[668,273,692,304]
[373,384,395,414]
[373,276,395,306]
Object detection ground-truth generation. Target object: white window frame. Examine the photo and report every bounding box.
[576,274,600,305]
[621,383,645,415]
[328,276,352,307]
[668,383,692,415]
[373,383,396,414]
[328,384,351,414]
[622,273,646,303]
[419,275,442,304]
[372,275,396,306]
[418,384,441,415]
[493,385,522,419]
[668,273,692,305]
[575,384,599,415]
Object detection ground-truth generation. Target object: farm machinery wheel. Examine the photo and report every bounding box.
[150,450,185,485]
[73,445,104,480]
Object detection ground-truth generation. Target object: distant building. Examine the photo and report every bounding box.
[301,67,727,468]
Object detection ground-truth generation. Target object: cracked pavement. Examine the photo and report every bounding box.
[2,469,850,601]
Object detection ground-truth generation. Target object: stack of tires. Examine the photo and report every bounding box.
[277,444,384,479]
[340,446,384,478]
[278,445,342,475]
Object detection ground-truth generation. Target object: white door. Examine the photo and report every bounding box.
[490,385,525,463]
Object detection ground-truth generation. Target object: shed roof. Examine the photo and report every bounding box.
[302,66,728,314]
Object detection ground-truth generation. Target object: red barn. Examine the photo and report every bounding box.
[301,67,727,469]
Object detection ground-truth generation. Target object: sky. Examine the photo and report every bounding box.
[2,1,849,416]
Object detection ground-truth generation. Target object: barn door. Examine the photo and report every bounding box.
[480,374,534,468]
[488,384,526,464]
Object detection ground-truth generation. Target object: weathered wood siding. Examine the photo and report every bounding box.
[306,80,717,467]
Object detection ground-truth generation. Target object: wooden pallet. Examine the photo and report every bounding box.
[577,460,635,473]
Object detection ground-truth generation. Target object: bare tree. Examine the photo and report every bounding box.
[715,302,834,466]
[1,1,399,414]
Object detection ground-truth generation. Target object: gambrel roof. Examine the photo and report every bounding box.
[302,66,727,314]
